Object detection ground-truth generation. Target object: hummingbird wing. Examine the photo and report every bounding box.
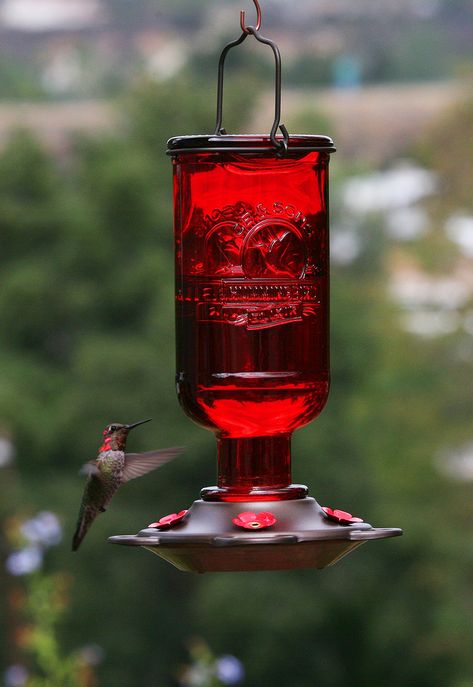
[122,447,183,482]
[79,461,100,477]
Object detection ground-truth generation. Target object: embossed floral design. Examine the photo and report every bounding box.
[148,510,188,529]
[322,507,363,525]
[232,511,277,530]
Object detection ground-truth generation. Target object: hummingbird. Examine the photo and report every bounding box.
[72,419,182,551]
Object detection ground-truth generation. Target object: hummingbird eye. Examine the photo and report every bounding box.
[109,425,118,433]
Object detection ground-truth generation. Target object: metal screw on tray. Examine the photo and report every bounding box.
[109,0,402,572]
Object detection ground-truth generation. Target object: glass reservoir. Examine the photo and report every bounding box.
[170,135,335,502]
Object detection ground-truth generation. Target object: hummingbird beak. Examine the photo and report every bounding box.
[125,418,152,431]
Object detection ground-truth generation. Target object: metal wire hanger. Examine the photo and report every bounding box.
[214,0,290,155]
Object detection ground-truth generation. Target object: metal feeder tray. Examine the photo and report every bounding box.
[109,497,402,573]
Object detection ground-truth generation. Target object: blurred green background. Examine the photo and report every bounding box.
[1,1,473,686]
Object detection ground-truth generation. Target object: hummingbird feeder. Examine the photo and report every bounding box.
[110,0,402,572]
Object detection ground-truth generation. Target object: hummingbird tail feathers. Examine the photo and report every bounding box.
[72,505,99,551]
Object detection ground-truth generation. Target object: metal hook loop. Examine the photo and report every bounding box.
[214,0,290,155]
[240,0,262,33]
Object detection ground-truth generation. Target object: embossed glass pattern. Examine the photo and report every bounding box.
[171,136,333,501]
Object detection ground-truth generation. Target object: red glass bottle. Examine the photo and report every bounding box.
[169,134,335,502]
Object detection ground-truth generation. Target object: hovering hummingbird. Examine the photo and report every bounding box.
[72,419,181,551]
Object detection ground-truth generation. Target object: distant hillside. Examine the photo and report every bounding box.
[251,81,464,162]
[0,81,464,163]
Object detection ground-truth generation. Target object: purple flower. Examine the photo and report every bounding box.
[215,655,245,685]
[6,547,43,576]
[21,511,62,548]
[4,665,29,687]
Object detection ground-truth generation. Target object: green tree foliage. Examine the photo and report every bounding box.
[0,60,43,100]
[19,573,96,687]
[1,81,473,687]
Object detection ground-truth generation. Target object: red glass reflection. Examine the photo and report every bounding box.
[172,140,331,501]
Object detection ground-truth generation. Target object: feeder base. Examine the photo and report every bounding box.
[108,497,402,573]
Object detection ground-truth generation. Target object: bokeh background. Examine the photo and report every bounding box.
[1,1,473,686]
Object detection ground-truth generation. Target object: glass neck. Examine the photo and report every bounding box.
[201,434,308,502]
[217,434,292,490]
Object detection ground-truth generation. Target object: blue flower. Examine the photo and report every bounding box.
[20,511,62,548]
[4,664,29,687]
[6,547,43,576]
[215,655,245,685]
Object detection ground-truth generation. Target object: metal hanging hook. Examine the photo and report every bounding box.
[240,0,262,33]
[214,0,289,155]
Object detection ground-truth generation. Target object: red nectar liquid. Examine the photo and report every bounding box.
[170,135,334,501]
